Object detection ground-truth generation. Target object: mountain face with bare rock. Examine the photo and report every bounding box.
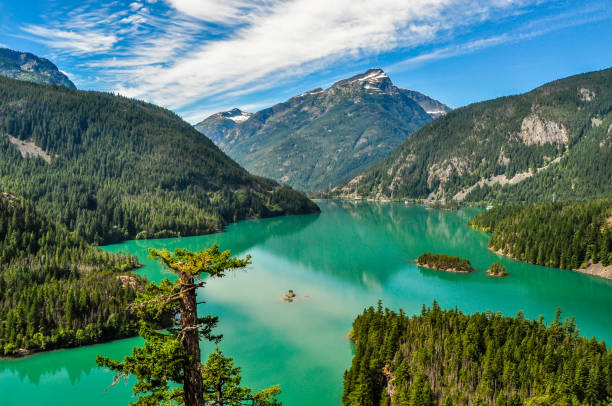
[331,67,612,204]
[0,48,75,88]
[195,69,449,191]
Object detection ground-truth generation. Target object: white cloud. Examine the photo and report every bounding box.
[165,0,272,24]
[16,0,608,116]
[116,0,531,109]
[388,4,612,73]
[129,2,144,11]
[20,25,117,54]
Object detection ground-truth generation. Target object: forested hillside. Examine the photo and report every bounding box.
[195,69,449,191]
[333,67,612,203]
[0,76,318,244]
[470,200,612,273]
[343,302,611,406]
[0,48,75,88]
[0,192,142,356]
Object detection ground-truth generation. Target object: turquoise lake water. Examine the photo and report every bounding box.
[1,201,610,405]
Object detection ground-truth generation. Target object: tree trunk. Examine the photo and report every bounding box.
[180,272,204,406]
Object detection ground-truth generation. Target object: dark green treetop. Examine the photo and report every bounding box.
[96,246,280,406]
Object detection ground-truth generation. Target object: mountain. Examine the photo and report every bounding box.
[0,48,75,88]
[0,192,142,356]
[0,75,318,244]
[194,108,253,144]
[333,67,612,203]
[195,69,450,191]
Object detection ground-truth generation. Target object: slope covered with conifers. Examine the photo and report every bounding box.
[343,302,611,406]
[0,192,142,356]
[196,69,449,191]
[470,200,612,271]
[0,76,318,244]
[333,67,612,203]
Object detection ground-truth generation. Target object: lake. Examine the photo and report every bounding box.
[1,201,611,405]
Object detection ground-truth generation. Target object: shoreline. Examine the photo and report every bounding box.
[417,263,473,274]
[575,261,612,281]
[0,334,142,361]
[311,197,488,208]
[489,246,612,282]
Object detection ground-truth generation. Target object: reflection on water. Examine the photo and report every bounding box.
[1,201,610,406]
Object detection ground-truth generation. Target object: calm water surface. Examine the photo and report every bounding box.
[1,201,611,405]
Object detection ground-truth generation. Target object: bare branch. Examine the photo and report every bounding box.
[104,372,129,393]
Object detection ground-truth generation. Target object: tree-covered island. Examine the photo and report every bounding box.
[417,253,474,273]
[487,262,508,277]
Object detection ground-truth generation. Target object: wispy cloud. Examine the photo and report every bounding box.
[387,3,612,72]
[14,0,610,118]
[109,0,537,109]
[166,0,275,24]
[21,25,117,54]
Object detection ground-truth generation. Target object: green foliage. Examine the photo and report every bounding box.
[0,192,141,356]
[416,253,474,273]
[487,262,507,276]
[202,348,281,406]
[97,246,281,406]
[0,75,318,244]
[343,302,612,406]
[148,245,252,278]
[334,67,612,203]
[197,69,446,191]
[471,199,612,269]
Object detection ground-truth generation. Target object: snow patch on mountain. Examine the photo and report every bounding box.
[298,88,324,97]
[229,113,251,122]
[218,108,252,122]
[356,70,388,82]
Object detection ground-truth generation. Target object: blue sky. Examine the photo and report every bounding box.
[1,0,610,123]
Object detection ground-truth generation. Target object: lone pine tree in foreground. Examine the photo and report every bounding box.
[96,245,281,406]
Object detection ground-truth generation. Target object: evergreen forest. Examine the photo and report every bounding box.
[416,253,474,273]
[332,67,612,204]
[470,200,612,270]
[0,192,142,356]
[0,76,318,245]
[343,302,611,406]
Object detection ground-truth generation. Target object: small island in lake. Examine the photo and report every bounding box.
[283,290,297,302]
[487,262,508,277]
[417,253,474,273]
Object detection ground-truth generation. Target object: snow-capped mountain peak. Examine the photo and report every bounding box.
[219,108,252,122]
[355,69,388,83]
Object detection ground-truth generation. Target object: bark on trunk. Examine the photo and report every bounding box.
[180,272,204,406]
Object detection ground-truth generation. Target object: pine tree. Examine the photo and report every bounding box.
[202,348,281,406]
[96,245,281,406]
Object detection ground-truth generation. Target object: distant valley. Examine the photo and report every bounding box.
[195,69,449,192]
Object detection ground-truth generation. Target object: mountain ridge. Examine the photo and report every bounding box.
[0,48,75,88]
[331,67,612,203]
[0,75,318,244]
[195,68,450,191]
